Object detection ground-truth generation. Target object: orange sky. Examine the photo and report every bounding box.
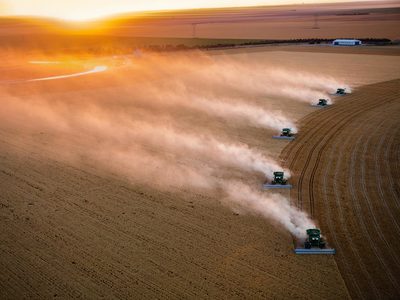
[0,0,373,21]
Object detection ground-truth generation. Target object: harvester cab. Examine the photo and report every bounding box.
[273,128,295,140]
[294,228,335,254]
[272,171,287,185]
[281,128,293,137]
[304,229,325,249]
[263,171,292,189]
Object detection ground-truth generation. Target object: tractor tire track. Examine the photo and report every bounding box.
[323,111,394,299]
[285,94,393,214]
[329,120,381,299]
[349,121,400,293]
[282,94,392,211]
[375,126,400,230]
[384,126,400,210]
[322,117,378,299]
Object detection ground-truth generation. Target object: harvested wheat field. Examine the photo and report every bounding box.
[1,44,399,298]
[282,78,400,299]
[1,0,400,295]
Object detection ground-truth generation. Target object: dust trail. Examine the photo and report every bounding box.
[214,68,335,104]
[224,181,315,238]
[0,65,108,85]
[50,105,289,180]
[131,81,298,132]
[91,130,310,238]
[116,120,290,179]
[264,68,350,96]
[26,65,108,82]
[212,55,350,96]
[152,89,298,132]
[1,50,332,239]
[2,95,311,237]
[139,52,349,104]
[74,122,311,238]
[0,90,288,181]
[186,95,298,132]
[93,143,218,190]
[105,144,312,238]
[92,139,312,238]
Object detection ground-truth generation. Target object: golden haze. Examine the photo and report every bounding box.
[2,0,372,21]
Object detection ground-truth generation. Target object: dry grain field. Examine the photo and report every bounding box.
[1,2,400,299]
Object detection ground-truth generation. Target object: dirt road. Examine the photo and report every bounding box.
[282,79,400,299]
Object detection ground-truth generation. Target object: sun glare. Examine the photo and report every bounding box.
[53,12,108,22]
[2,0,358,22]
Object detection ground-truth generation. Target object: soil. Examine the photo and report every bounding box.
[282,79,400,299]
[1,45,399,298]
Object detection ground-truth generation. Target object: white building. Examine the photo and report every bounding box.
[332,39,362,46]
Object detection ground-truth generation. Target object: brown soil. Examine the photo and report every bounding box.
[0,120,349,299]
[282,79,400,299]
[0,50,353,298]
[1,46,399,299]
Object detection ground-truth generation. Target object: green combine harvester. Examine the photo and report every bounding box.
[272,128,295,140]
[311,98,329,107]
[295,228,336,254]
[281,128,292,136]
[263,171,292,189]
[335,88,347,95]
[317,99,328,106]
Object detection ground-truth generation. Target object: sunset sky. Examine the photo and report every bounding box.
[0,0,369,20]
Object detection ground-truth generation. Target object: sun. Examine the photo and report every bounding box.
[55,12,107,22]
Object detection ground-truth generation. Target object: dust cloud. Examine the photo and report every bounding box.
[225,181,314,238]
[140,53,348,104]
[0,50,328,238]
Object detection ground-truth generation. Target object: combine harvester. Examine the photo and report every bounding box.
[295,228,336,254]
[263,171,292,189]
[331,88,347,96]
[272,128,295,140]
[311,98,330,108]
